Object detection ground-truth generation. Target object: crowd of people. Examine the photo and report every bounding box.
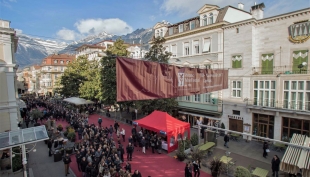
[22,96,168,177]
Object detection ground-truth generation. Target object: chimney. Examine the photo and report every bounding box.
[238,3,244,10]
[251,3,265,20]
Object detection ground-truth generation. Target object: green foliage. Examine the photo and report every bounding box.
[107,38,129,57]
[234,166,252,177]
[67,132,76,141]
[30,109,43,121]
[176,140,186,161]
[210,157,224,173]
[184,138,191,150]
[145,37,172,63]
[191,144,207,161]
[191,133,199,146]
[221,123,225,129]
[12,147,22,172]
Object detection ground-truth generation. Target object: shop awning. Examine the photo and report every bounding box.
[280,134,310,177]
[178,111,221,121]
[0,126,49,150]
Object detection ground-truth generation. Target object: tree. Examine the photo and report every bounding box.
[101,38,129,105]
[135,37,178,114]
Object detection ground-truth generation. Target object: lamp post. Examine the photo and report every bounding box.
[298,62,307,74]
[225,151,231,176]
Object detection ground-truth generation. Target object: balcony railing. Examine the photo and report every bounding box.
[252,65,309,75]
[247,99,310,112]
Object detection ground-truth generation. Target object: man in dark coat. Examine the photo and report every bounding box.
[47,139,53,156]
[126,143,134,161]
[132,170,142,177]
[80,157,88,177]
[75,151,82,171]
[271,155,280,177]
[224,134,230,148]
[63,153,72,176]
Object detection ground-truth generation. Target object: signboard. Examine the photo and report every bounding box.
[288,20,310,43]
[116,57,228,101]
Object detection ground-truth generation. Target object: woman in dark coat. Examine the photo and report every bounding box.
[271,155,280,177]
[263,141,269,158]
[185,162,191,177]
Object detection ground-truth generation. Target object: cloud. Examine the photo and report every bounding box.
[74,18,133,35]
[56,28,78,41]
[15,29,22,34]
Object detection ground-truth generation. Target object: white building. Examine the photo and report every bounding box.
[222,4,310,141]
[153,3,253,126]
[0,19,19,132]
[127,44,147,59]
[75,40,114,60]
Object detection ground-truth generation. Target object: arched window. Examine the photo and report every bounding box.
[209,13,213,25]
[203,14,208,26]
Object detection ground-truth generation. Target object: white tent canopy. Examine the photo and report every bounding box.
[63,97,94,105]
[280,134,310,176]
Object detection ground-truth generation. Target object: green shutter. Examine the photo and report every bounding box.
[292,50,308,74]
[232,55,242,68]
[261,54,274,74]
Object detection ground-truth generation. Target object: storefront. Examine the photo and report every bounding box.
[178,111,221,128]
[282,117,310,141]
[228,115,243,132]
[252,113,275,140]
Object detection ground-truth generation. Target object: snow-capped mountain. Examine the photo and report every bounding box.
[15,28,154,68]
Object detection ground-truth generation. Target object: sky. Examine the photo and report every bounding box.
[1,0,309,42]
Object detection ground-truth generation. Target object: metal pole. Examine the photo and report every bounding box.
[22,145,27,177]
[200,124,310,151]
[198,124,201,145]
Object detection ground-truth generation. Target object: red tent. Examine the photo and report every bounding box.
[133,110,190,153]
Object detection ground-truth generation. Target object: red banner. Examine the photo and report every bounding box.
[116,57,228,102]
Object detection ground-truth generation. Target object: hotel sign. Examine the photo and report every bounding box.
[288,20,310,43]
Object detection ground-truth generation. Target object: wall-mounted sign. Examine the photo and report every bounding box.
[228,115,243,120]
[288,20,310,44]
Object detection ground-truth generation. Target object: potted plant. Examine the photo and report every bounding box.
[65,147,73,154]
[184,138,191,154]
[12,147,23,172]
[57,124,63,131]
[234,166,251,177]
[210,157,224,177]
[67,132,76,142]
[191,133,199,150]
[176,140,186,161]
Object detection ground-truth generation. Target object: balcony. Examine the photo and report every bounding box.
[252,65,309,75]
[247,99,310,112]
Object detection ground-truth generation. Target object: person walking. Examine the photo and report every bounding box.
[224,133,230,148]
[120,128,125,142]
[98,117,102,127]
[47,139,53,157]
[63,153,72,176]
[263,141,269,158]
[193,160,201,177]
[185,163,191,177]
[271,155,280,177]
[76,150,82,171]
[126,143,134,161]
[141,137,146,154]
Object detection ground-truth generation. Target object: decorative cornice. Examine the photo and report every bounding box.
[165,23,226,41]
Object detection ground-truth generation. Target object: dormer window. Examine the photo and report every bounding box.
[160,29,163,37]
[54,60,58,64]
[169,28,173,35]
[203,15,208,26]
[179,24,183,33]
[209,13,213,25]
[190,21,195,30]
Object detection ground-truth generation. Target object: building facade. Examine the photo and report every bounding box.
[40,54,75,96]
[0,19,19,132]
[127,44,147,59]
[75,40,114,60]
[153,3,253,127]
[222,5,310,141]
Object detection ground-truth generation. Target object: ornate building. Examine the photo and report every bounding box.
[39,54,75,96]
[0,19,19,132]
[75,40,114,60]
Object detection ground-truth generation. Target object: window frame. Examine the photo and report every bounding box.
[232,80,242,98]
[208,13,213,25]
[283,80,310,111]
[184,42,190,56]
[194,94,201,102]
[253,80,276,107]
[193,40,199,54]
[179,24,183,33]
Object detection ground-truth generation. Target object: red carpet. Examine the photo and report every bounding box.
[55,114,211,177]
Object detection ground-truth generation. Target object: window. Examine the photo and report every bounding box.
[156,30,159,37]
[205,64,211,69]
[179,24,183,33]
[282,117,310,140]
[203,38,211,52]
[232,110,240,115]
[184,42,189,56]
[171,45,177,57]
[203,15,207,26]
[208,13,213,24]
[169,28,173,35]
[254,80,276,107]
[60,60,64,64]
[66,60,69,64]
[184,96,190,101]
[60,67,64,71]
[236,28,239,33]
[54,60,58,64]
[193,40,199,54]
[232,81,242,98]
[190,21,195,30]
[194,94,201,102]
[292,50,308,74]
[160,29,163,37]
[55,74,58,79]
[232,55,242,68]
[205,93,211,103]
[283,80,310,111]
[164,46,169,52]
[261,53,274,74]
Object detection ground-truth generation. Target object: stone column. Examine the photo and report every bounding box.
[274,112,281,141]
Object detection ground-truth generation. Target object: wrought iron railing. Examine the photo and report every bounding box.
[248,99,310,112]
[252,65,309,75]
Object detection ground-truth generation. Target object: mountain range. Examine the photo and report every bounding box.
[16,28,154,68]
